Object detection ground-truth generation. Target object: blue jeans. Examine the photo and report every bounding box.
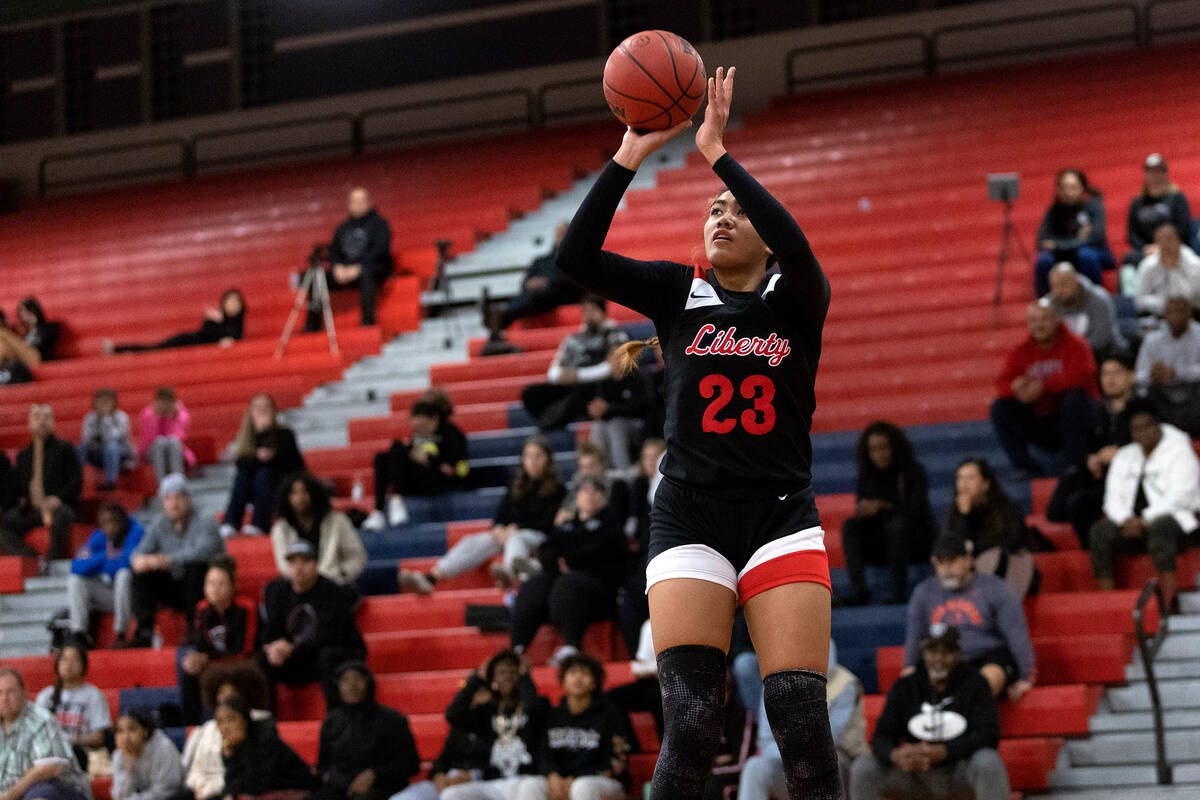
[79,440,130,484]
[21,780,90,800]
[1034,245,1114,296]
[223,463,279,531]
[990,389,1092,477]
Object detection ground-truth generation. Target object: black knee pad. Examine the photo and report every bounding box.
[650,644,727,800]
[763,669,844,800]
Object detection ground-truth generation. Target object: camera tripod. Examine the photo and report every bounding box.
[276,258,339,360]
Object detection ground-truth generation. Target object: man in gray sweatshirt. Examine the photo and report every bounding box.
[1046,262,1126,358]
[126,474,224,648]
[902,533,1036,701]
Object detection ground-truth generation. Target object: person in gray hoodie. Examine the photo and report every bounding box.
[1046,262,1126,359]
[111,710,184,800]
[902,533,1036,701]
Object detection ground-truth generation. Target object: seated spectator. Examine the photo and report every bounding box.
[221,393,305,537]
[990,299,1097,477]
[850,625,1008,800]
[138,388,194,484]
[947,458,1038,599]
[392,727,491,800]
[128,474,224,648]
[0,323,38,385]
[0,666,92,800]
[108,289,246,354]
[16,297,59,362]
[35,639,111,769]
[1136,296,1200,436]
[1124,153,1195,266]
[216,696,316,799]
[738,640,867,800]
[313,662,420,800]
[513,654,629,800]
[271,472,366,587]
[67,502,144,645]
[307,187,392,330]
[615,438,665,657]
[181,684,269,800]
[903,534,1036,699]
[439,650,550,800]
[111,710,184,800]
[1034,169,1113,296]
[400,437,566,595]
[78,388,135,490]
[839,421,935,606]
[1090,398,1200,614]
[584,356,651,473]
[1133,224,1200,316]
[1046,262,1127,359]
[520,295,629,431]
[259,540,367,707]
[509,475,626,665]
[483,223,582,343]
[177,556,270,725]
[1,404,81,560]
[363,391,469,531]
[1046,351,1137,547]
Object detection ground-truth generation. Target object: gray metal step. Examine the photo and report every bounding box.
[1152,632,1200,661]
[1048,763,1179,788]
[1065,730,1200,766]
[1,621,58,646]
[1044,785,1200,798]
[1104,679,1200,712]
[1127,658,1200,680]
[0,641,55,658]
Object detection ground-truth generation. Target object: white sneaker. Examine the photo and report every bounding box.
[219,524,237,539]
[362,510,386,531]
[548,645,578,667]
[398,569,434,595]
[387,495,409,526]
[490,562,515,588]
[240,525,262,536]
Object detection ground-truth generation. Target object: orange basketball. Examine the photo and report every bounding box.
[603,30,706,132]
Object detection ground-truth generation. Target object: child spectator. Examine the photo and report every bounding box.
[66,503,144,645]
[108,289,246,353]
[221,393,305,537]
[259,540,367,707]
[1034,169,1113,296]
[111,710,184,800]
[1135,297,1200,436]
[513,653,629,800]
[839,421,935,606]
[1,404,81,561]
[400,437,566,595]
[180,683,268,800]
[216,696,315,798]
[850,625,1008,800]
[79,388,135,489]
[946,458,1038,599]
[903,534,1036,700]
[35,639,111,770]
[16,297,59,362]
[1133,224,1200,315]
[363,391,469,531]
[138,388,194,484]
[313,662,420,800]
[177,556,269,725]
[509,475,626,666]
[440,650,550,800]
[1125,153,1195,265]
[307,187,392,330]
[271,472,366,587]
[1089,398,1200,614]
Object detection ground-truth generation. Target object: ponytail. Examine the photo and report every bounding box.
[614,337,659,378]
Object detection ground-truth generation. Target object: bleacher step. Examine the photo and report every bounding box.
[1103,679,1200,713]
[1089,709,1200,735]
[1064,730,1200,766]
[1042,787,1200,799]
[1048,763,1188,788]
[1152,632,1200,660]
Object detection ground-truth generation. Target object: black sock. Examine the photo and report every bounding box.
[763,669,843,800]
[649,644,727,800]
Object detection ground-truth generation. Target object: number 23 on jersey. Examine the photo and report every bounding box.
[699,374,776,435]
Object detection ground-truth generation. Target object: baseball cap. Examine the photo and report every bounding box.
[284,540,317,560]
[1145,153,1167,170]
[158,473,189,498]
[931,533,973,559]
[921,623,961,650]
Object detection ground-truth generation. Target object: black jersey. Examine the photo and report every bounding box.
[556,154,830,498]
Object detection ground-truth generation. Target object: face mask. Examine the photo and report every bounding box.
[938,576,962,591]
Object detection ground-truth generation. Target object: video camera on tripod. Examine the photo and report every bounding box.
[276,242,339,360]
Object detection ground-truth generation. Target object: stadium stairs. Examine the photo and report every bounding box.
[5,41,1200,797]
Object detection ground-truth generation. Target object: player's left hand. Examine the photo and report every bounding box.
[696,66,735,165]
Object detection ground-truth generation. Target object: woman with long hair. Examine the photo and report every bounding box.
[108,289,247,354]
[839,421,934,606]
[16,296,59,362]
[221,393,305,537]
[947,457,1038,598]
[399,436,566,595]
[552,67,840,798]
[35,637,111,769]
[1034,168,1113,295]
[271,472,366,586]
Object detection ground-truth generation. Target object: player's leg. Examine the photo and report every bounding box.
[744,581,842,800]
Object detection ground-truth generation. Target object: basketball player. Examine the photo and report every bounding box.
[555,67,840,799]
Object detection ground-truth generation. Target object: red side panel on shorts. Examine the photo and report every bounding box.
[738,549,831,605]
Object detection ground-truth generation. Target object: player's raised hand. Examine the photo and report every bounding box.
[613,119,692,171]
[697,65,735,164]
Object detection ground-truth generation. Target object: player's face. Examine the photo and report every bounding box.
[866,433,892,471]
[703,191,771,272]
[1099,360,1133,399]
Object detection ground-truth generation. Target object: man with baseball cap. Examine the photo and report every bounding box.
[259,538,366,707]
[849,624,1008,800]
[901,533,1036,701]
[1126,152,1196,265]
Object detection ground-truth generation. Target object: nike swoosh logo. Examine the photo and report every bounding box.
[778,494,789,501]
[690,292,709,299]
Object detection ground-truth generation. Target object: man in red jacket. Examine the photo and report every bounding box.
[990,300,1098,478]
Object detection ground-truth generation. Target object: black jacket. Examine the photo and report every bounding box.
[223,720,316,796]
[317,677,419,798]
[330,210,393,282]
[185,597,257,658]
[0,452,14,511]
[856,462,935,552]
[946,495,1031,554]
[445,673,550,779]
[262,575,366,659]
[15,435,82,509]
[870,662,1000,766]
[541,695,629,779]
[539,509,627,586]
[236,425,306,476]
[493,482,568,534]
[0,358,33,387]
[1036,195,1109,252]
[197,311,244,344]
[1127,189,1192,253]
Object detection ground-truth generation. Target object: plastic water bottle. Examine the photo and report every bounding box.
[151,627,163,650]
[351,473,364,502]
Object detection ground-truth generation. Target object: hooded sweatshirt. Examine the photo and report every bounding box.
[444,672,549,780]
[995,324,1098,416]
[540,694,629,779]
[223,719,315,796]
[329,210,392,282]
